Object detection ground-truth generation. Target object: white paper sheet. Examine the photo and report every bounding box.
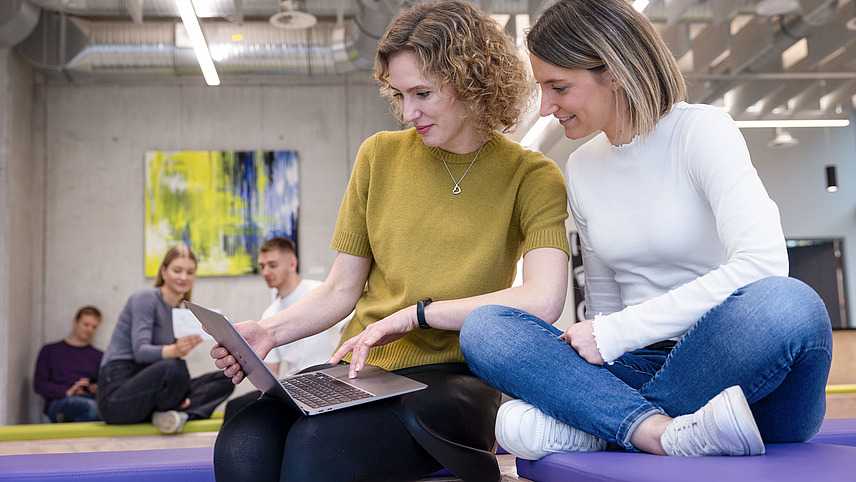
[172,307,215,341]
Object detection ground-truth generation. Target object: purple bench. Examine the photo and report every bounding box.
[0,447,215,481]
[807,418,856,447]
[516,418,856,482]
[0,446,460,480]
[516,443,856,482]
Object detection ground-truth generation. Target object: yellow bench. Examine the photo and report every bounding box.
[0,412,224,441]
[826,384,856,395]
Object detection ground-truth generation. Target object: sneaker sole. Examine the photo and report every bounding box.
[721,386,765,456]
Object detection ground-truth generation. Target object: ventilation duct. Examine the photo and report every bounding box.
[0,0,40,48]
[13,0,395,82]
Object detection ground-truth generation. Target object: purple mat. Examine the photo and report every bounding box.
[808,418,856,447]
[516,443,856,482]
[0,446,461,480]
[0,447,214,481]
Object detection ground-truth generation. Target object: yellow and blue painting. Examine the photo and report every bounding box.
[145,150,299,277]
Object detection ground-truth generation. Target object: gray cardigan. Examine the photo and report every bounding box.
[101,287,176,367]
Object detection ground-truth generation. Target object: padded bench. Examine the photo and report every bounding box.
[516,442,856,482]
[0,416,223,441]
[0,447,215,481]
[0,447,460,481]
[517,418,856,482]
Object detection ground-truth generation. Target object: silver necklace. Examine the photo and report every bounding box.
[438,143,484,195]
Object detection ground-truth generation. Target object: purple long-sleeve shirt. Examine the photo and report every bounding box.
[33,340,103,414]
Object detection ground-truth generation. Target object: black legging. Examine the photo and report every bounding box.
[214,363,500,482]
[98,358,234,423]
[214,394,443,481]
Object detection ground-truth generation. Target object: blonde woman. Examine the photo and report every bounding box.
[211,1,569,479]
[98,245,234,433]
[462,0,831,461]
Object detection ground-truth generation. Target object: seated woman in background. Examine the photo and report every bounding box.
[97,245,234,433]
[461,0,832,461]
[210,1,570,480]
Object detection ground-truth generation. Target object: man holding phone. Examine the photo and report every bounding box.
[34,306,104,422]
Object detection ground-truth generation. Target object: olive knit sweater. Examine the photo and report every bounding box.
[332,128,569,370]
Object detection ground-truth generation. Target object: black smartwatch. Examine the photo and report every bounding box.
[416,298,433,329]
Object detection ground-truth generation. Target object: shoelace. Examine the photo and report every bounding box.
[541,414,575,450]
[669,415,721,456]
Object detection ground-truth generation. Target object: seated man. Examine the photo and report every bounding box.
[224,237,351,419]
[34,306,104,422]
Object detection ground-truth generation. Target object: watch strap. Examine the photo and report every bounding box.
[417,298,433,329]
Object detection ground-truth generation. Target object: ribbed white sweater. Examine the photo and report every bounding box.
[566,102,789,363]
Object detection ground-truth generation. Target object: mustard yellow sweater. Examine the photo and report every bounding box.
[332,128,569,370]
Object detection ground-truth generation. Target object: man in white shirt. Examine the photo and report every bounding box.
[258,237,350,377]
[224,237,350,419]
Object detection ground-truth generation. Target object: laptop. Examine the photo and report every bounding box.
[184,301,427,415]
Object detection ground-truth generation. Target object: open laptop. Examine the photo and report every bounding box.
[184,301,427,415]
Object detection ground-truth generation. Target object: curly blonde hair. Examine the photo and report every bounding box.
[374,0,533,138]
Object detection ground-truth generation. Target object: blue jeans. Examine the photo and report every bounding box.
[47,394,100,423]
[460,277,832,451]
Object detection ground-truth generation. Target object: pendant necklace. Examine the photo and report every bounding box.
[438,142,485,195]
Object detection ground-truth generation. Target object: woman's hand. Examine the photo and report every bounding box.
[329,305,418,378]
[560,319,605,365]
[210,321,275,384]
[163,335,202,359]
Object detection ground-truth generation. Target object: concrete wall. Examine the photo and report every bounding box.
[0,48,43,425]
[5,73,398,424]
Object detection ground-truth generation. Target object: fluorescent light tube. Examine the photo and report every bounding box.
[734,119,850,128]
[521,116,553,147]
[176,0,220,86]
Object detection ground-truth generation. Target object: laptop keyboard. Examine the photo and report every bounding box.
[281,371,374,409]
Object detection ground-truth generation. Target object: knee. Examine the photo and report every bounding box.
[156,358,191,382]
[744,276,832,341]
[460,305,509,359]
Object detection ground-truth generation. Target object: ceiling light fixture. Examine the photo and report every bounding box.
[767,127,800,149]
[175,0,220,86]
[269,1,317,30]
[755,0,801,16]
[735,119,850,128]
[826,165,838,192]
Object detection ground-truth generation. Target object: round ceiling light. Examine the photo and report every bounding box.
[269,1,317,30]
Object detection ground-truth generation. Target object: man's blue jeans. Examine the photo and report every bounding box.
[48,394,100,422]
[460,277,832,451]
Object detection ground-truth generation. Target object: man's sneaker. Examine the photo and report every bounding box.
[495,399,607,460]
[661,385,765,456]
[152,410,189,434]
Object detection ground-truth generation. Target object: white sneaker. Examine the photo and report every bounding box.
[661,386,765,456]
[495,399,607,460]
[152,410,189,434]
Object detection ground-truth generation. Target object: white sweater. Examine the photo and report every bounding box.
[566,102,789,363]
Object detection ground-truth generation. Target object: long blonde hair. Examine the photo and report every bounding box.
[154,245,197,302]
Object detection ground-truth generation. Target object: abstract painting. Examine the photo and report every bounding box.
[145,150,299,277]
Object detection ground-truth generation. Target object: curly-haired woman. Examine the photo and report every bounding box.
[210,1,570,480]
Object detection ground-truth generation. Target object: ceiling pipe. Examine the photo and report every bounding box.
[12,0,395,82]
[0,0,40,48]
